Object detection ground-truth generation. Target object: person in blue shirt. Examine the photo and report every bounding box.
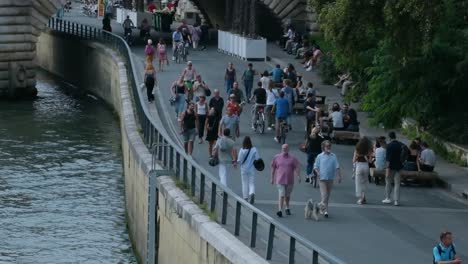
[281,79,295,127]
[274,91,289,143]
[314,140,342,218]
[172,28,183,60]
[433,231,462,264]
[270,64,284,84]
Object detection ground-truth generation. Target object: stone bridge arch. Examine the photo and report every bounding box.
[0,0,65,99]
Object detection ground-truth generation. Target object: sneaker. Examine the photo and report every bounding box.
[172,56,175,61]
[276,211,283,217]
[394,201,399,206]
[306,66,313,71]
[177,118,181,122]
[357,199,363,205]
[267,127,273,131]
[274,137,279,143]
[249,194,255,204]
[324,212,329,218]
[198,138,203,144]
[251,126,256,131]
[285,209,291,215]
[382,198,392,204]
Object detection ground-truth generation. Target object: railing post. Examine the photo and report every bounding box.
[183,159,188,183]
[289,237,296,264]
[266,224,275,260]
[191,166,196,197]
[80,24,83,38]
[221,191,228,225]
[163,140,168,167]
[199,173,205,204]
[250,212,257,248]
[175,152,180,179]
[234,201,241,236]
[210,182,216,213]
[169,146,174,170]
[158,133,163,161]
[312,250,319,264]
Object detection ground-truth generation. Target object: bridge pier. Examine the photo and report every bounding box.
[0,0,64,99]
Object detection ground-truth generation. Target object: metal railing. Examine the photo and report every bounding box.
[47,17,346,264]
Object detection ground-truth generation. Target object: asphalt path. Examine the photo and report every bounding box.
[62,8,468,263]
[132,47,468,264]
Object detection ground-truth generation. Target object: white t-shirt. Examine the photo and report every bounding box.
[237,147,259,173]
[260,76,270,89]
[375,147,386,170]
[330,111,344,128]
[266,89,278,106]
[420,148,436,167]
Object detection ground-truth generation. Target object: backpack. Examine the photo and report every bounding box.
[400,142,409,165]
[433,244,456,264]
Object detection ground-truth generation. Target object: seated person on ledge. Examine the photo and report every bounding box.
[403,140,420,171]
[330,103,344,131]
[419,142,436,172]
[344,108,359,132]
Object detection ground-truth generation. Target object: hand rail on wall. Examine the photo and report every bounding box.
[47,17,347,264]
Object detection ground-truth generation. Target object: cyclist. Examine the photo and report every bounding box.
[181,61,197,101]
[274,91,289,143]
[122,16,134,42]
[139,18,151,40]
[172,28,183,61]
[250,81,267,130]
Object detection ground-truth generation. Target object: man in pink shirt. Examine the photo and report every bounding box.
[271,144,301,217]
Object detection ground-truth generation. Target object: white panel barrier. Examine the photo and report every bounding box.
[217,30,267,61]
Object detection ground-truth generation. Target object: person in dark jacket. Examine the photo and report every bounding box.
[305,127,324,183]
[102,14,112,32]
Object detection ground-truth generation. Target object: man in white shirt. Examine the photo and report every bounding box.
[419,142,436,172]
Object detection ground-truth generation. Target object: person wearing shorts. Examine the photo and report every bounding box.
[180,102,198,155]
[271,144,300,217]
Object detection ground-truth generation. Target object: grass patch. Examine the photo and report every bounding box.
[401,125,467,167]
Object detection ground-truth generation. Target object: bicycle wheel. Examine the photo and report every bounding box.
[280,125,286,144]
[258,114,265,134]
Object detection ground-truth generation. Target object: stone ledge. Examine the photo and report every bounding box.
[157,176,269,264]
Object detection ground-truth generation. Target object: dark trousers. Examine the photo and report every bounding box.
[420,164,434,172]
[307,152,319,175]
[146,82,155,101]
[198,114,206,138]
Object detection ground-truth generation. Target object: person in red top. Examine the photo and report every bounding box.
[147,2,157,12]
[271,144,301,217]
[226,94,241,116]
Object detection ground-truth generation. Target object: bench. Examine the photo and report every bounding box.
[333,130,360,144]
[293,96,327,113]
[370,169,438,186]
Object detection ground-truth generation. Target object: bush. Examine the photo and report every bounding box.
[317,53,339,84]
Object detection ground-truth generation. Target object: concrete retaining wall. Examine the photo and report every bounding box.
[36,31,267,264]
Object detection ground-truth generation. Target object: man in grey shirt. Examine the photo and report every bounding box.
[218,108,240,140]
[213,128,237,187]
[419,142,436,172]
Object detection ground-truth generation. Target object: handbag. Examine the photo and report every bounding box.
[209,156,219,167]
[205,88,212,97]
[253,158,264,171]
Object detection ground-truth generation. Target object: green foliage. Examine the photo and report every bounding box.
[310,0,468,144]
[317,53,339,84]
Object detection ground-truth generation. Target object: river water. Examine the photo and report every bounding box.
[0,71,137,263]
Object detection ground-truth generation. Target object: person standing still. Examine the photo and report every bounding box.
[224,62,237,96]
[237,136,260,204]
[241,63,257,102]
[179,102,198,155]
[271,144,301,217]
[213,128,237,187]
[157,39,169,72]
[353,137,373,204]
[144,62,156,102]
[196,96,208,144]
[314,140,342,218]
[383,131,403,206]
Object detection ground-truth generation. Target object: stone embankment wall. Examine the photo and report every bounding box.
[0,0,64,98]
[36,31,267,264]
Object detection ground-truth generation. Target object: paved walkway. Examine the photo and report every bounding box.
[60,6,468,264]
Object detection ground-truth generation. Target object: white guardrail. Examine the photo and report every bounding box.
[218,30,267,61]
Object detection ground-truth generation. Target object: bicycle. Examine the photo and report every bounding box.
[252,104,265,134]
[278,118,289,144]
[174,42,184,64]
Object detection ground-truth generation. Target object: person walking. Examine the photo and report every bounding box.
[433,231,462,264]
[209,89,224,121]
[157,39,169,71]
[179,102,198,155]
[274,91,289,143]
[265,81,278,130]
[353,137,373,204]
[181,61,197,101]
[383,131,404,206]
[145,39,155,63]
[250,81,267,130]
[305,127,324,183]
[205,107,219,158]
[193,74,209,102]
[213,128,237,187]
[144,62,156,102]
[241,63,257,102]
[271,144,301,217]
[237,136,260,204]
[191,23,201,49]
[281,79,295,128]
[260,70,271,89]
[218,108,240,141]
[102,14,112,32]
[195,95,208,144]
[224,62,237,96]
[314,140,342,218]
[171,78,187,121]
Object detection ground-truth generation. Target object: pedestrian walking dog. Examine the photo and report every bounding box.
[304,199,322,221]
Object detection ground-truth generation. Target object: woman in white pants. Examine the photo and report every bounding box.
[353,137,373,204]
[212,128,237,187]
[237,136,259,204]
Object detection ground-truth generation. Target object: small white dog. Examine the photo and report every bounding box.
[304,199,323,221]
